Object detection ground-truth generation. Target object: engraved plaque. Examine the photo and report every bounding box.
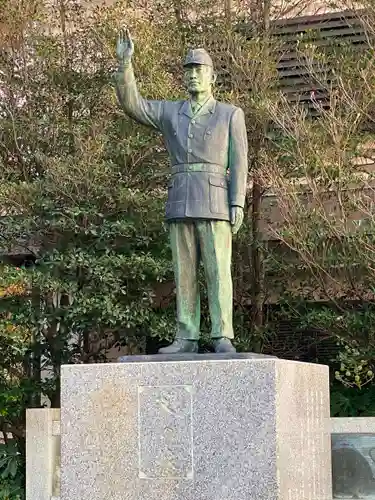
[138,385,193,479]
[332,432,375,498]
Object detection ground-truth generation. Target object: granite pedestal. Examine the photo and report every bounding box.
[60,354,332,500]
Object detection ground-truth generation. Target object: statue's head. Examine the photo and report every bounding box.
[183,48,217,95]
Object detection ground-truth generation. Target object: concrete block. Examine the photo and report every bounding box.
[26,408,61,500]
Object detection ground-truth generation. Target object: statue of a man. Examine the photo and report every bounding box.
[115,29,248,354]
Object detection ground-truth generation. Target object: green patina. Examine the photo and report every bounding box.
[115,29,248,353]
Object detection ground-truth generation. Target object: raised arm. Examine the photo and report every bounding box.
[114,28,164,131]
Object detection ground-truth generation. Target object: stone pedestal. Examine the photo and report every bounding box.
[60,354,332,500]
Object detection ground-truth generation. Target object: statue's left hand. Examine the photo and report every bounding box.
[230,206,244,234]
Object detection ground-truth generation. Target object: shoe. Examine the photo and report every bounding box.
[158,339,199,354]
[212,337,236,353]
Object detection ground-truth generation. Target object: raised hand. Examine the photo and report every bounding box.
[116,28,134,65]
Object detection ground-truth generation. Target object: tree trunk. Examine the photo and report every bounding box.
[249,0,271,350]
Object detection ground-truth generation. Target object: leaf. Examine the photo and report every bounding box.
[9,458,18,479]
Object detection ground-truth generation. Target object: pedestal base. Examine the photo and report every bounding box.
[61,355,332,500]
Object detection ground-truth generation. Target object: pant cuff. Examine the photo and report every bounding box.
[176,335,199,341]
[211,334,234,339]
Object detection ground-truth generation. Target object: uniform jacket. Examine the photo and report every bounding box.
[115,63,248,221]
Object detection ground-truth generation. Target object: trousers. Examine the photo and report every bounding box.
[169,219,233,340]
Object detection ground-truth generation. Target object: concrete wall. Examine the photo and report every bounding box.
[26,409,60,500]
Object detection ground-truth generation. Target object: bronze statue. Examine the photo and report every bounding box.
[115,29,248,354]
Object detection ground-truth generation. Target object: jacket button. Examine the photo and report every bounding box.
[188,133,193,138]
[188,148,192,153]
[191,119,196,124]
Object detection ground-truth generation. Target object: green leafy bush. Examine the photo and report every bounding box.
[0,442,24,500]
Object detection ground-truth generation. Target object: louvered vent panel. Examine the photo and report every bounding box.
[263,318,340,364]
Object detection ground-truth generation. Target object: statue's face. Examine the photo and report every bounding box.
[183,64,215,94]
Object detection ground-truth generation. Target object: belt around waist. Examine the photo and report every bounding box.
[171,163,226,175]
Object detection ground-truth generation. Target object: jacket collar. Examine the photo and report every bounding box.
[178,95,216,118]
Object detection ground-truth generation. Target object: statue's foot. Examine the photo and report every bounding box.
[212,337,236,353]
[158,339,198,354]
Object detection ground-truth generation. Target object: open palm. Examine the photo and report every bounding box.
[116,28,134,64]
